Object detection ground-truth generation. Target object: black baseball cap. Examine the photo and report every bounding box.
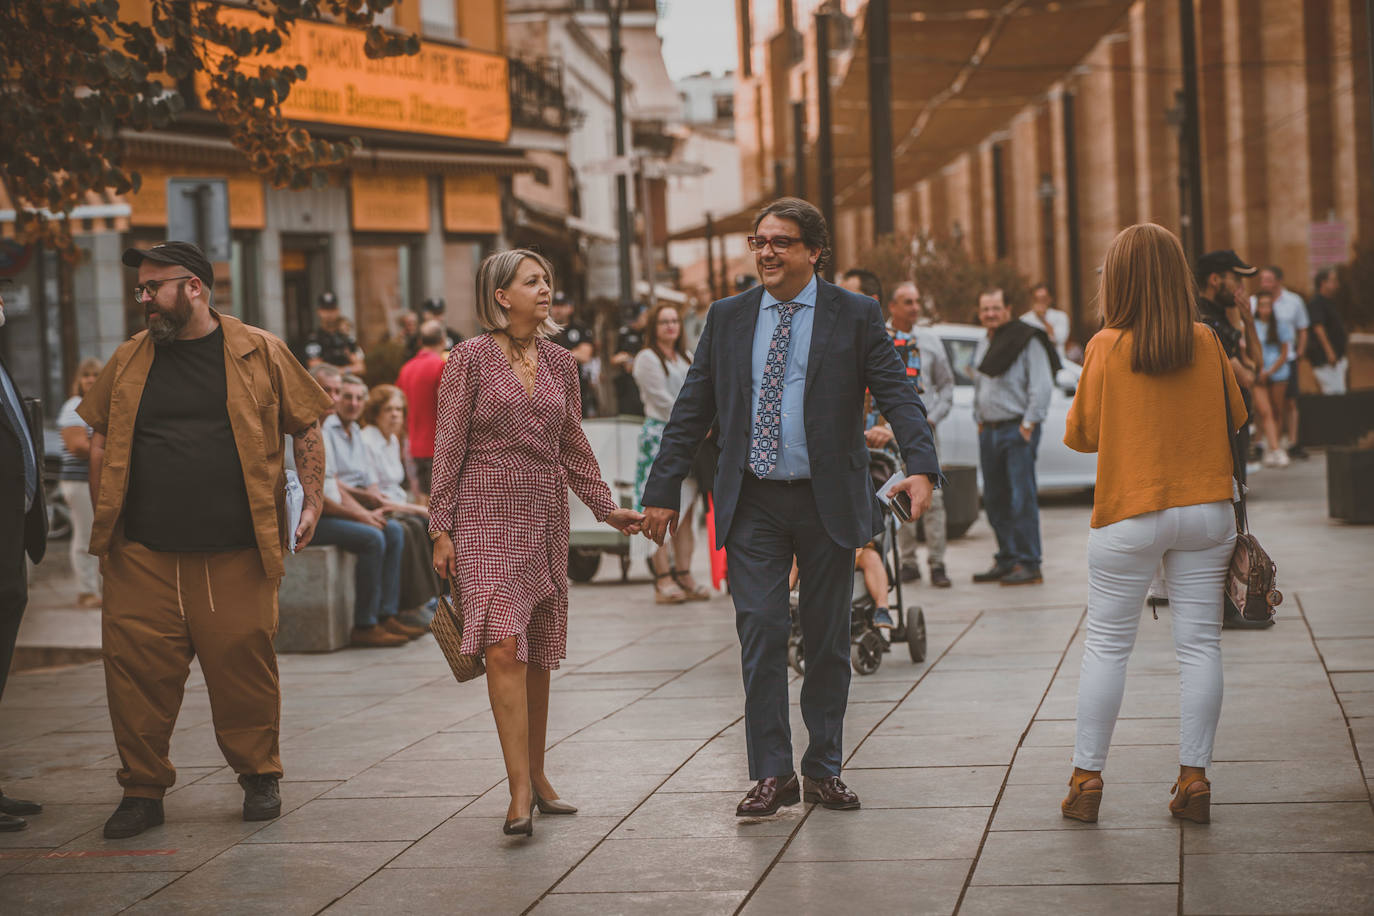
[421,297,446,314]
[318,292,338,310]
[1196,250,1258,279]
[122,241,214,289]
[552,291,570,306]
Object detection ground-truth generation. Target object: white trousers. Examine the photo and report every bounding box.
[58,480,102,597]
[1073,501,1235,770]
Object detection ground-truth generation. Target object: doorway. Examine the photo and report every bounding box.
[281,234,332,358]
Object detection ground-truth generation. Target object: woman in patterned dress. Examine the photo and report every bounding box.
[429,249,644,836]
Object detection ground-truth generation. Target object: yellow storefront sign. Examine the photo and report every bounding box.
[196,7,510,143]
[443,175,502,234]
[351,174,430,232]
[128,165,266,230]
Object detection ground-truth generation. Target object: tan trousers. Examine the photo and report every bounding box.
[102,535,282,798]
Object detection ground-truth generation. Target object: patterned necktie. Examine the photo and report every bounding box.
[749,301,802,477]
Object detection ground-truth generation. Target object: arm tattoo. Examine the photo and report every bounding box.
[292,422,325,514]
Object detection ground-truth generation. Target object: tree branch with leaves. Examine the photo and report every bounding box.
[0,0,419,254]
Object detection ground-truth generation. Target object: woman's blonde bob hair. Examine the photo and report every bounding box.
[69,357,103,398]
[475,248,561,338]
[1098,223,1197,375]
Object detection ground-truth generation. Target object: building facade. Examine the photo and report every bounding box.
[1,0,531,408]
[731,0,1374,340]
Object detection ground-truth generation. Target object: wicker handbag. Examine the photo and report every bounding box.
[1218,350,1283,622]
[430,586,485,682]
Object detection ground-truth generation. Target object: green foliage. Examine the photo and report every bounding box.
[910,232,1030,324]
[0,0,420,253]
[849,232,1031,324]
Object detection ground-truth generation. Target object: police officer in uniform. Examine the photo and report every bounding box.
[301,292,363,372]
[419,298,463,351]
[551,292,596,417]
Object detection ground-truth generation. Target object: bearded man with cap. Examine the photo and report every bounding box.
[78,241,334,838]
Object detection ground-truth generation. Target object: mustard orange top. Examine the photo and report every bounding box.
[1065,323,1248,528]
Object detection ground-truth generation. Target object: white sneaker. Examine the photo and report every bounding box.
[1262,450,1279,468]
[1275,449,1291,468]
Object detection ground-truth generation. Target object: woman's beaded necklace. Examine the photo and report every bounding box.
[498,329,538,395]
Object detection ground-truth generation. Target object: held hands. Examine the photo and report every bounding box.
[641,507,679,545]
[864,425,895,448]
[605,508,645,536]
[890,474,934,521]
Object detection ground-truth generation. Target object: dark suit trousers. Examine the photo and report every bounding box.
[727,476,852,780]
[0,501,28,704]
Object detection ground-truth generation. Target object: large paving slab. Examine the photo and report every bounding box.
[2,455,1370,914]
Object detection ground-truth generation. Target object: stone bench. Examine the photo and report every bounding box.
[276,546,355,652]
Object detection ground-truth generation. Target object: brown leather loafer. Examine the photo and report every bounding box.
[381,616,429,639]
[803,774,861,810]
[735,773,800,817]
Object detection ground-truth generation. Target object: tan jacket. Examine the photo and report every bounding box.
[79,312,332,578]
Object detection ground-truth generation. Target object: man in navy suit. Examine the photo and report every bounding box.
[641,198,940,815]
[0,286,48,831]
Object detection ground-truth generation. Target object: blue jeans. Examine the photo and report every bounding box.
[979,422,1042,570]
[312,517,404,627]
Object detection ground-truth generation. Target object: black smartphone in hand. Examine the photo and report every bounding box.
[891,490,912,523]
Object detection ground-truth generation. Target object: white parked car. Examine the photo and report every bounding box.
[929,322,1098,494]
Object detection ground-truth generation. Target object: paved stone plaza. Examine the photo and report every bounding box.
[2,456,1372,915]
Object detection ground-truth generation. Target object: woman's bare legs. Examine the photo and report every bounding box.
[1268,382,1289,446]
[672,503,701,590]
[485,636,533,821]
[526,665,561,800]
[1251,385,1281,452]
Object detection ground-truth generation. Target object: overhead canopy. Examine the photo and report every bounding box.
[830,0,1134,208]
[667,196,769,242]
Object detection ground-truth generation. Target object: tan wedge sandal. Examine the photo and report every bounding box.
[1169,773,1211,824]
[1061,769,1104,823]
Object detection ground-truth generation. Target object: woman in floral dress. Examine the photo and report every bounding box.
[430,249,643,837]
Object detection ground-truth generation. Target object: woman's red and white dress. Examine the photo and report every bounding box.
[429,335,617,670]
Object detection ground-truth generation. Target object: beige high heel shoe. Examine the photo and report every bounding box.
[1061,768,1104,823]
[1169,772,1211,824]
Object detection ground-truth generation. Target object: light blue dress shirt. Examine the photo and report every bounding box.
[750,274,817,480]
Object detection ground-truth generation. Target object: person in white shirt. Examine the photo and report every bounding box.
[57,358,104,608]
[1251,266,1310,458]
[356,383,440,621]
[1020,283,1071,363]
[632,303,708,604]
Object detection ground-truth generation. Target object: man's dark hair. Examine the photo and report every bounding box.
[843,268,882,302]
[1314,267,1336,289]
[753,196,831,274]
[979,287,1006,303]
[1265,265,1284,281]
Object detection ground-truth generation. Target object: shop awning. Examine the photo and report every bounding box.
[829,0,1133,209]
[122,130,540,177]
[666,196,769,242]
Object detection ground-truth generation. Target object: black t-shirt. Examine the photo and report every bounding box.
[553,322,592,351]
[1197,295,1253,409]
[1305,294,1347,365]
[124,326,257,552]
[301,328,358,367]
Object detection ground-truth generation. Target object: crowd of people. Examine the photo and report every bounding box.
[0,193,1357,843]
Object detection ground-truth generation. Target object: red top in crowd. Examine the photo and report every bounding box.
[396,349,446,459]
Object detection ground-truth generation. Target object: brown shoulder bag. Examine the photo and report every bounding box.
[1218,350,1283,622]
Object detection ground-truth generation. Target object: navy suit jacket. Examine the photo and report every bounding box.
[641,278,940,550]
[0,358,47,566]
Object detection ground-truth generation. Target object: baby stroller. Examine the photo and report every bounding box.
[787,448,928,676]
